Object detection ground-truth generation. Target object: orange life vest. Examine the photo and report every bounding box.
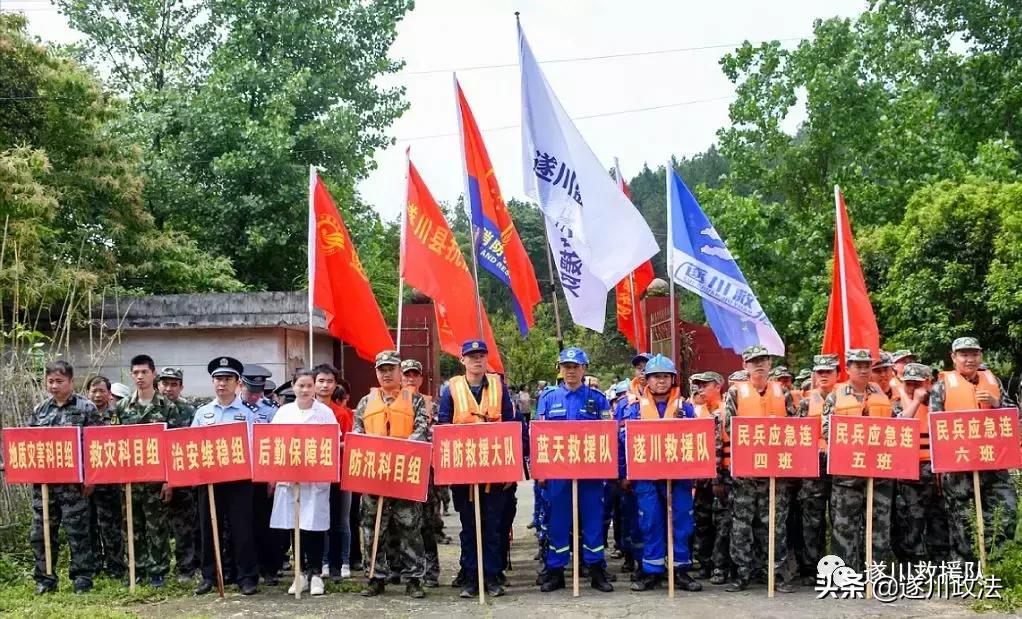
[449,374,503,423]
[638,387,686,420]
[735,381,787,417]
[363,388,416,438]
[694,400,721,419]
[832,383,892,418]
[897,385,931,461]
[944,370,1001,411]
[807,389,831,451]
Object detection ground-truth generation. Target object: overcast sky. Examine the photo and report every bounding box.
[13,0,867,221]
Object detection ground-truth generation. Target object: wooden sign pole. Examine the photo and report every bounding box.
[767,477,776,598]
[865,477,874,600]
[474,484,486,604]
[126,483,136,593]
[572,480,580,597]
[666,481,675,598]
[367,498,384,579]
[973,471,987,573]
[207,485,225,598]
[41,484,52,576]
[294,485,302,600]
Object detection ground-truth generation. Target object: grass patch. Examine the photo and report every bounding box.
[0,574,195,618]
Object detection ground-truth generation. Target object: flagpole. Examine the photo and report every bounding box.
[397,151,410,353]
[666,160,678,363]
[835,185,851,363]
[454,73,486,340]
[543,225,565,351]
[615,156,642,354]
[307,165,317,364]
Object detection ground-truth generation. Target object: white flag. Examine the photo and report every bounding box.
[519,24,658,331]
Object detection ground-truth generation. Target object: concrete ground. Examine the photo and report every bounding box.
[142,480,978,618]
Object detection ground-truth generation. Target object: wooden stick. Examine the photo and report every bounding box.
[207,485,225,598]
[126,483,135,593]
[368,497,384,580]
[572,479,580,598]
[767,477,776,598]
[41,484,52,576]
[974,470,987,573]
[865,477,873,600]
[667,480,675,599]
[294,484,302,600]
[474,484,485,605]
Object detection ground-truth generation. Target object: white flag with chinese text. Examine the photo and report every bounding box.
[519,24,658,332]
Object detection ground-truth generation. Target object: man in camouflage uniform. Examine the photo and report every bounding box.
[156,367,200,582]
[930,337,1018,561]
[29,360,102,594]
[893,363,950,562]
[822,349,895,573]
[115,354,175,587]
[871,352,896,399]
[723,345,797,593]
[795,354,838,584]
[354,350,431,599]
[86,375,127,580]
[691,372,730,584]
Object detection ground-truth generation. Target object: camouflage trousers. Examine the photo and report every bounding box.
[729,477,790,580]
[829,476,893,572]
[712,479,732,574]
[796,458,830,575]
[130,482,171,578]
[91,483,127,578]
[942,469,1018,562]
[361,494,424,581]
[692,480,715,569]
[422,482,441,582]
[167,486,200,576]
[32,484,94,587]
[895,462,950,562]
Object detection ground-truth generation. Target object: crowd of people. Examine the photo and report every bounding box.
[20,334,1019,600]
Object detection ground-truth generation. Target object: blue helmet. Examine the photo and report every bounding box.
[558,347,589,365]
[613,380,629,396]
[643,353,677,376]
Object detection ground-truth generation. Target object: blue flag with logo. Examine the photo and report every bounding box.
[667,167,784,355]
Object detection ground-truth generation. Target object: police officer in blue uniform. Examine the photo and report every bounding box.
[535,347,614,593]
[241,364,284,586]
[192,357,259,596]
[619,354,703,592]
[438,339,515,598]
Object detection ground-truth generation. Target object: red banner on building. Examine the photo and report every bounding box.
[432,422,524,485]
[928,408,1022,474]
[252,424,341,483]
[340,433,431,502]
[827,416,919,480]
[529,420,618,480]
[624,418,715,480]
[730,417,820,478]
[3,427,83,484]
[83,424,166,484]
[164,423,252,488]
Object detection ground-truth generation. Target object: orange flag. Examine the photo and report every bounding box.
[402,159,504,373]
[309,169,394,361]
[611,160,653,351]
[821,186,880,378]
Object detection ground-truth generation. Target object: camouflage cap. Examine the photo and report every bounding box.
[801,379,813,391]
[692,371,723,384]
[890,349,915,363]
[952,337,982,352]
[375,350,401,368]
[901,363,931,383]
[401,359,423,374]
[813,354,839,372]
[795,369,812,383]
[770,366,792,379]
[728,370,749,382]
[157,366,183,381]
[845,348,874,364]
[741,344,771,362]
[873,351,894,368]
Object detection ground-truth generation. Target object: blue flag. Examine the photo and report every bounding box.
[667,167,784,355]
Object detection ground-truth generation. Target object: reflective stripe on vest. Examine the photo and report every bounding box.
[945,370,1000,411]
[449,374,502,423]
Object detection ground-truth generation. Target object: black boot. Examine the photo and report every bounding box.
[621,556,636,573]
[589,564,614,593]
[406,578,425,599]
[690,565,712,579]
[675,570,703,592]
[361,578,385,597]
[630,571,661,591]
[710,569,728,585]
[540,568,565,592]
[724,576,749,592]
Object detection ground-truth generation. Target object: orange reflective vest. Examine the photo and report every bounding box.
[638,387,686,420]
[735,381,787,417]
[896,386,930,461]
[448,374,503,424]
[363,388,416,438]
[832,383,892,418]
[944,370,1000,411]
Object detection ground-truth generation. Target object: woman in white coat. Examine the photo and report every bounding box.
[269,369,337,595]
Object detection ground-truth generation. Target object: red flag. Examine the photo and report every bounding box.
[612,160,653,351]
[822,186,880,378]
[403,159,504,373]
[309,169,395,362]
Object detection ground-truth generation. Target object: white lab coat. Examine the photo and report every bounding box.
[268,401,337,532]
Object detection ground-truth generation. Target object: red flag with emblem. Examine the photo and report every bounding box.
[612,160,653,351]
[402,158,504,373]
[309,168,395,362]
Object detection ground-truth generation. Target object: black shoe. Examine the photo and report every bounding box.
[724,577,749,592]
[630,572,661,591]
[710,569,728,585]
[580,563,590,578]
[589,564,614,593]
[350,561,363,572]
[423,577,439,588]
[406,579,425,599]
[262,574,279,587]
[535,568,547,586]
[801,574,817,587]
[675,570,703,592]
[73,579,92,594]
[362,578,385,597]
[35,582,57,595]
[149,575,165,588]
[775,579,796,594]
[240,582,258,595]
[459,583,478,598]
[451,570,467,588]
[540,568,565,592]
[485,579,506,597]
[621,556,636,573]
[387,573,402,585]
[690,565,712,580]
[194,580,215,595]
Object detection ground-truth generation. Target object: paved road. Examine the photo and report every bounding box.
[143,480,976,618]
